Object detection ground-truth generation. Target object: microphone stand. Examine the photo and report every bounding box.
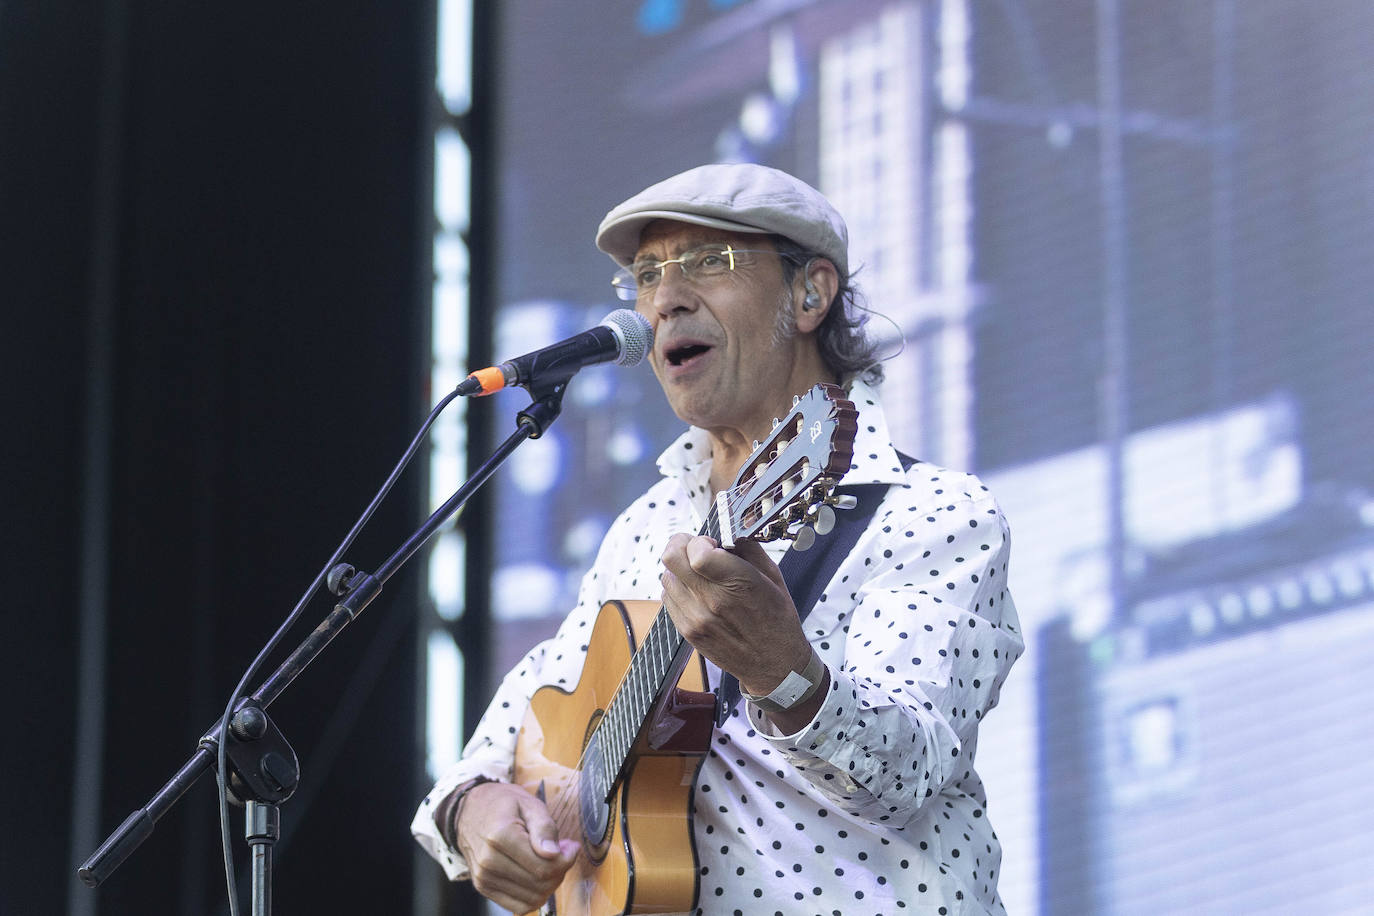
[78,382,570,915]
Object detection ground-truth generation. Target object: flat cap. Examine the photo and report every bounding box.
[595,163,849,277]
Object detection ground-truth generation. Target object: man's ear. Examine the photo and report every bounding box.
[795,258,839,333]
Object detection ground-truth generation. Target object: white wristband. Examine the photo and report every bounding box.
[741,652,826,713]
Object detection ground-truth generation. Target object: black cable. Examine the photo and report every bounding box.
[214,386,461,916]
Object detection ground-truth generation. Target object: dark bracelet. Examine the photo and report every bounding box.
[436,775,498,849]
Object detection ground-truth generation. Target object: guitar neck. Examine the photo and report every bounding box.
[592,509,725,796]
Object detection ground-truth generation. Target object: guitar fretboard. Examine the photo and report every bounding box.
[588,506,728,801]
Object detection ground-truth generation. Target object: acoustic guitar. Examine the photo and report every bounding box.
[513,383,857,916]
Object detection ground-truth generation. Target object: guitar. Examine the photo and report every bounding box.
[513,383,858,916]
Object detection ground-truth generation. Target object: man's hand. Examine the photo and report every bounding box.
[454,781,579,914]
[659,534,824,729]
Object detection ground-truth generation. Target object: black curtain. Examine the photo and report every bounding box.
[1,2,433,913]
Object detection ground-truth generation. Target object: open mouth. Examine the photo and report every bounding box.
[666,343,711,366]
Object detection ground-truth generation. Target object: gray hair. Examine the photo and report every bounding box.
[772,236,884,385]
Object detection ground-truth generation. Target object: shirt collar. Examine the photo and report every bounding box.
[836,378,911,488]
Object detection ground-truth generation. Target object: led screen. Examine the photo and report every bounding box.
[473,1,1374,912]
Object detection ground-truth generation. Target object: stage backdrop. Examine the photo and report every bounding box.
[434,1,1374,913]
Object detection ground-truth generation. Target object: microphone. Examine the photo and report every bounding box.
[455,308,653,397]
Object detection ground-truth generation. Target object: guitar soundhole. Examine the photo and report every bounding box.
[578,732,613,853]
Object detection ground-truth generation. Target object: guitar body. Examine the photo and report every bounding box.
[515,599,714,916]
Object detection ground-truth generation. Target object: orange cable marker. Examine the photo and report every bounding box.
[469,366,508,395]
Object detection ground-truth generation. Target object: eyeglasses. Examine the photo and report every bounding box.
[611,244,780,301]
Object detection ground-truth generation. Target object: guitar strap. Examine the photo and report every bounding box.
[716,451,916,724]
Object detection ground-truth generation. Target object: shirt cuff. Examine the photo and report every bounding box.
[411,763,507,881]
[749,664,865,793]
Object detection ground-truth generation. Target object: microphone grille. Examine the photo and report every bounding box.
[601,309,654,367]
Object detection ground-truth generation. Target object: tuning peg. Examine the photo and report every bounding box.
[810,504,836,535]
[827,494,858,510]
[788,525,816,551]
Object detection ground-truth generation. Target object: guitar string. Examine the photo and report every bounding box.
[539,606,684,846]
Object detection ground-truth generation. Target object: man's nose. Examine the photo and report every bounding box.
[651,262,696,317]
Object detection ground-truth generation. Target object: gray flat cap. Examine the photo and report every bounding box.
[595,163,849,277]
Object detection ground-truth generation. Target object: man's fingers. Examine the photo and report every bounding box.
[467,791,574,870]
[519,793,567,860]
[455,781,580,913]
[472,834,573,908]
[473,836,578,913]
[485,834,562,878]
[665,534,742,585]
[730,537,788,588]
[661,532,703,577]
[684,533,720,569]
[472,869,553,915]
[660,535,709,594]
[679,535,785,595]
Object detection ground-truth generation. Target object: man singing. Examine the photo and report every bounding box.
[414,163,1023,915]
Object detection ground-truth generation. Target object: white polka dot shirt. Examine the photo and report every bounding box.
[414,381,1024,915]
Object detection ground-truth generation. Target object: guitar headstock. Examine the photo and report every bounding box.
[716,383,858,549]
